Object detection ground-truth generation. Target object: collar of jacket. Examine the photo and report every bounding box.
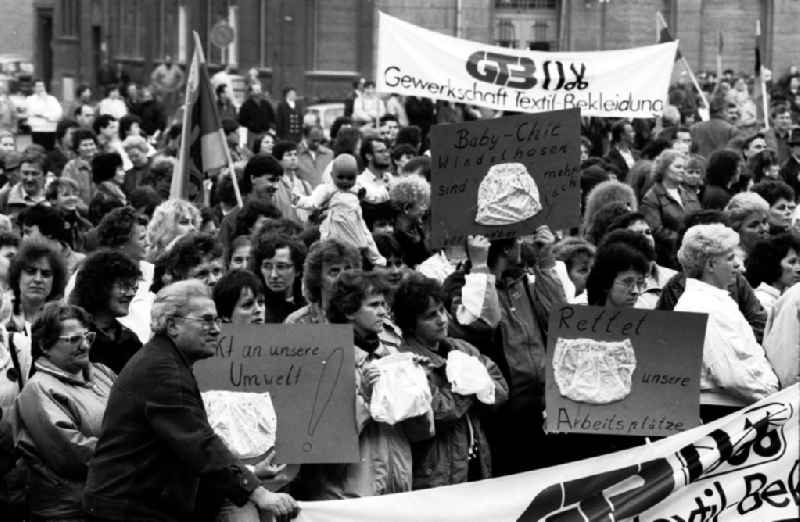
[35,357,95,386]
[148,333,194,370]
[401,336,455,368]
[496,267,527,289]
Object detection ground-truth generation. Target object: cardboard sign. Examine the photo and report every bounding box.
[429,109,581,247]
[193,324,358,464]
[545,305,707,437]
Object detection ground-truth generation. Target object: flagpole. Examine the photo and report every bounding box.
[716,31,722,82]
[171,41,197,200]
[190,31,244,209]
[220,128,244,208]
[757,20,770,130]
[657,12,708,114]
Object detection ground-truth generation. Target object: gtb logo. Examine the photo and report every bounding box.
[465,51,588,91]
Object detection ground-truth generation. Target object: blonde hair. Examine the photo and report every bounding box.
[389,174,430,212]
[724,192,769,232]
[146,198,202,260]
[677,224,739,278]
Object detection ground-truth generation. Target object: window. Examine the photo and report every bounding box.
[495,19,517,48]
[156,0,181,62]
[528,20,555,50]
[60,0,79,37]
[313,0,358,71]
[207,0,233,65]
[495,0,557,9]
[111,0,144,59]
[259,0,268,67]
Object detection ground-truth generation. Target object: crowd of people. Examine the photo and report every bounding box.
[0,57,797,522]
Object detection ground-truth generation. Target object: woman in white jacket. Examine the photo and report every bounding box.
[674,224,779,423]
[25,81,62,150]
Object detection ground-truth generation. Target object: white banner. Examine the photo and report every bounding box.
[296,385,799,521]
[376,12,679,118]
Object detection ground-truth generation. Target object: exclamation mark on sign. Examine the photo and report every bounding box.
[304,347,345,452]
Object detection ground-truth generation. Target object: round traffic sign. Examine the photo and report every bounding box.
[210,22,235,48]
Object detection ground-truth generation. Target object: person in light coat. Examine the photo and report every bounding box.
[762,281,800,387]
[25,81,62,150]
[674,224,779,423]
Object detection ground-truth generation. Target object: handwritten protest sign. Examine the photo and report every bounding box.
[429,108,581,247]
[193,324,358,464]
[545,305,707,437]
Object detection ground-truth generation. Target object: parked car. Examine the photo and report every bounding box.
[305,102,345,140]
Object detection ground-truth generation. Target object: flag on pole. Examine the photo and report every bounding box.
[171,32,230,202]
[755,20,771,129]
[656,11,682,61]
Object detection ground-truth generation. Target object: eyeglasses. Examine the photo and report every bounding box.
[614,277,647,292]
[58,330,96,346]
[181,314,222,330]
[262,262,294,273]
[114,281,139,294]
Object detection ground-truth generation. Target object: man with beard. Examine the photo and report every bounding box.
[357,137,394,203]
[296,126,332,188]
[0,148,47,219]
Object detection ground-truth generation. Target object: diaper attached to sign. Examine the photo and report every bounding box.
[475,162,542,226]
[202,390,277,459]
[552,337,636,404]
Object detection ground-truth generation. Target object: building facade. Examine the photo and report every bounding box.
[20,0,800,104]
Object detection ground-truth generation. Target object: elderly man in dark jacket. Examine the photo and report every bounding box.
[83,280,298,521]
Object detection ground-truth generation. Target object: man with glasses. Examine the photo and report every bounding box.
[84,279,299,520]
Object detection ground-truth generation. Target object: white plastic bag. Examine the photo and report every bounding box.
[202,390,277,459]
[369,352,432,425]
[475,162,542,226]
[446,350,495,405]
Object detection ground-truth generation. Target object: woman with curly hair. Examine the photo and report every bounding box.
[285,239,361,325]
[8,238,68,334]
[250,233,307,323]
[14,302,116,520]
[392,273,507,488]
[145,198,201,262]
[389,173,431,268]
[744,233,800,317]
[70,249,142,374]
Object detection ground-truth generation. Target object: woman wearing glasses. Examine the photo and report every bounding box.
[585,237,650,309]
[251,233,306,323]
[70,250,142,375]
[14,302,115,520]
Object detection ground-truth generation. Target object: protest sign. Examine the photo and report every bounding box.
[545,304,707,437]
[428,108,581,247]
[193,324,359,464]
[296,385,799,522]
[376,12,678,118]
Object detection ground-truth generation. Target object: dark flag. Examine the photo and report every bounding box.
[172,32,229,202]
